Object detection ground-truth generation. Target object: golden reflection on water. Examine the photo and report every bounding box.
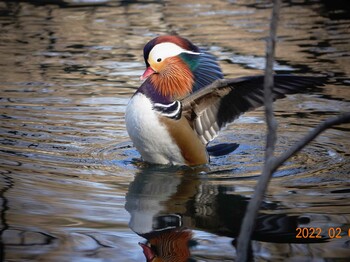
[0,0,349,261]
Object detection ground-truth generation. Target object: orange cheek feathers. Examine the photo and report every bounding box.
[150,57,194,99]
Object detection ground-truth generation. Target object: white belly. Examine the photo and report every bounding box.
[125,93,185,165]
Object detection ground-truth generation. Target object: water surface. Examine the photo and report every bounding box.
[0,0,349,261]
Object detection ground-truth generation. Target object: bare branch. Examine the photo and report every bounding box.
[263,0,280,160]
[237,0,281,260]
[271,112,350,172]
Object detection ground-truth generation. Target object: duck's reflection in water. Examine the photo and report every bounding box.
[125,165,325,261]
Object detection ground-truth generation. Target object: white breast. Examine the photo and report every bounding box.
[125,93,185,165]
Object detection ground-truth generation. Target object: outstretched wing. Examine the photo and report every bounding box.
[181,75,325,144]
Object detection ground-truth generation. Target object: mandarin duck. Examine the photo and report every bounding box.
[125,35,323,166]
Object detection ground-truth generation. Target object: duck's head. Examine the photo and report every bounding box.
[138,229,192,262]
[141,35,202,99]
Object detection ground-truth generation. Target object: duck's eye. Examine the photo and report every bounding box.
[157,58,162,62]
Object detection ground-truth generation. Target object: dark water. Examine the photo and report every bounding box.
[0,0,349,261]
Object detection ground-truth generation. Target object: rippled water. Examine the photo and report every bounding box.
[0,0,349,261]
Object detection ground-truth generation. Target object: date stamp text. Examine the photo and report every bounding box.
[296,227,350,239]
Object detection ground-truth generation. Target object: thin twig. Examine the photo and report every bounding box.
[236,0,281,261]
[271,112,350,172]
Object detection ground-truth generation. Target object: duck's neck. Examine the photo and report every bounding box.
[137,79,172,104]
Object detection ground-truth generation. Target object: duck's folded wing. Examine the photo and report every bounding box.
[181,75,324,145]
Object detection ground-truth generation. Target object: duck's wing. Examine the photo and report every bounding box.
[181,75,324,145]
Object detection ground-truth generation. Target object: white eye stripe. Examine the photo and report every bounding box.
[149,42,200,63]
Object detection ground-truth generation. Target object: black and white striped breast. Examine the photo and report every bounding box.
[153,100,182,120]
